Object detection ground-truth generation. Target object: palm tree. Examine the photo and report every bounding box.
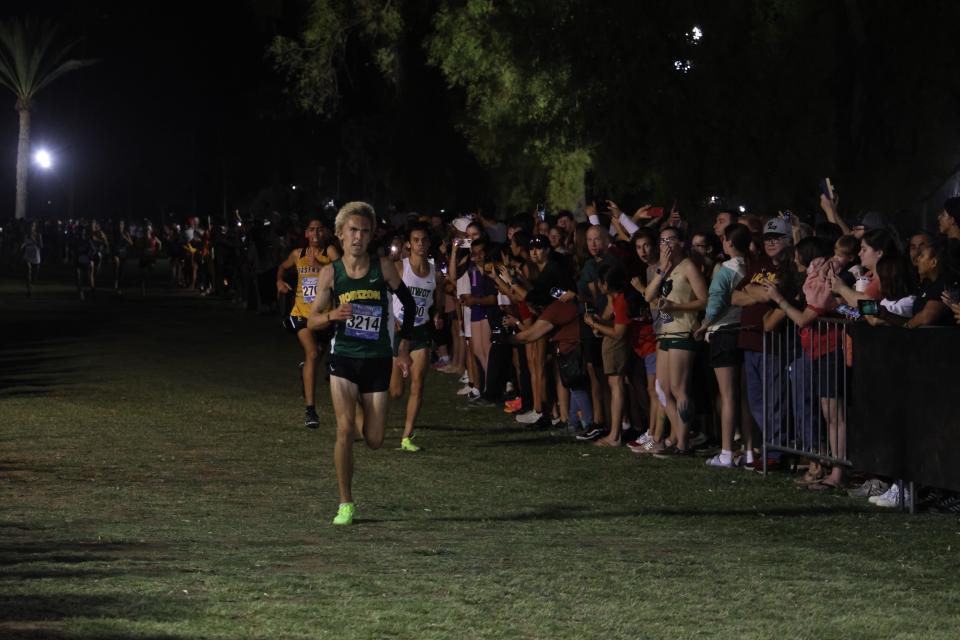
[0,18,92,219]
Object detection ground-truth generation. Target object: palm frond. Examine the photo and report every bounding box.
[0,17,91,106]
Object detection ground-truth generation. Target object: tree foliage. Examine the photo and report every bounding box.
[271,0,960,221]
[0,17,93,218]
[269,0,404,117]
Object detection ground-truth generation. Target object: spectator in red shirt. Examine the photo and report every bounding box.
[504,298,589,431]
[584,264,632,446]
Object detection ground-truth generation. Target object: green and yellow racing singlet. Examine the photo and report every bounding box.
[330,258,393,358]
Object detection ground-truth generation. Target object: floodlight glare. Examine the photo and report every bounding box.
[34,149,53,170]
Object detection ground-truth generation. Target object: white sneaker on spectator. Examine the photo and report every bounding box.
[456,384,476,396]
[459,372,470,384]
[465,388,482,401]
[848,478,890,498]
[706,452,736,468]
[869,483,907,508]
[515,410,542,424]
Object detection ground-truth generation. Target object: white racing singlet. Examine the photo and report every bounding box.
[392,257,437,327]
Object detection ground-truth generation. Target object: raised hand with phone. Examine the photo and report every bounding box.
[818,177,851,235]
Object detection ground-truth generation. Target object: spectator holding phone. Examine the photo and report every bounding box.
[831,228,901,302]
[584,264,632,446]
[504,234,570,426]
[762,237,846,489]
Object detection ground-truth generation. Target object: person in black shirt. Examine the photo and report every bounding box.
[905,240,954,328]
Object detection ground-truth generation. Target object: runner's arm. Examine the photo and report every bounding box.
[306,265,339,330]
[382,256,417,340]
[276,250,298,294]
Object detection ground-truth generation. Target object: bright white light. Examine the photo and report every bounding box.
[290,184,297,190]
[738,205,747,213]
[708,195,719,204]
[34,149,52,170]
[690,26,703,42]
[674,59,693,73]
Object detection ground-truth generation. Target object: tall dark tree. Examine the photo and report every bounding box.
[0,18,92,219]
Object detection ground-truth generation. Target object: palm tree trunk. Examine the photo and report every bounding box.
[15,106,30,219]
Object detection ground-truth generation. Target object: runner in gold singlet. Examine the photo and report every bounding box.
[277,216,340,428]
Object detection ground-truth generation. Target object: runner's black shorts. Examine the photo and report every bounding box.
[282,315,309,334]
[282,316,334,344]
[328,355,392,393]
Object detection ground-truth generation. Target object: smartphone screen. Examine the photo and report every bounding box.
[648,206,665,218]
[857,299,879,316]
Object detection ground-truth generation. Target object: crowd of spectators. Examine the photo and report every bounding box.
[3,188,960,511]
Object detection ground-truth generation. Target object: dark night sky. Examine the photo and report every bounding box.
[0,0,348,221]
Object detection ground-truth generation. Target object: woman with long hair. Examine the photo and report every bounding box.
[694,223,752,467]
[625,228,662,452]
[644,226,709,453]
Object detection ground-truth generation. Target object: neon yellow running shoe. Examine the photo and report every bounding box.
[401,436,421,452]
[332,502,355,525]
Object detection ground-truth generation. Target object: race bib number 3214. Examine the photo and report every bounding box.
[344,303,382,340]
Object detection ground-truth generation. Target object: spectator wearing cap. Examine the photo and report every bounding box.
[730,216,800,468]
[503,234,573,426]
[852,211,888,240]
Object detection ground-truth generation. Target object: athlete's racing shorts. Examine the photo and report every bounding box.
[327,355,392,393]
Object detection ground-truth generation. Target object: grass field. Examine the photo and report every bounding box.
[2,264,960,639]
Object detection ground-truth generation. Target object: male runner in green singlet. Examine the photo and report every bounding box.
[308,202,416,525]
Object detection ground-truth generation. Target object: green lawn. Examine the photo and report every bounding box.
[2,265,959,639]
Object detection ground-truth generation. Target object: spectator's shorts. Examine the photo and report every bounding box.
[658,336,698,352]
[709,328,743,368]
[602,337,628,376]
[643,352,657,375]
[328,355,392,393]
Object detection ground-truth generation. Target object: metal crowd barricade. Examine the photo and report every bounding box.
[761,317,852,474]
